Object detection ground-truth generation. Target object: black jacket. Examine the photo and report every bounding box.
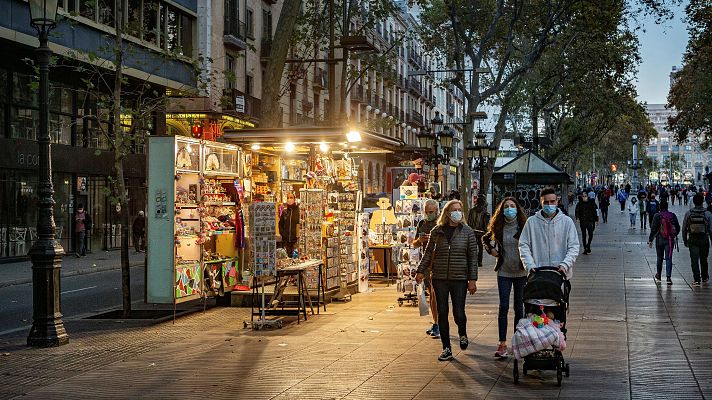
[467,208,490,237]
[417,224,478,281]
[575,200,598,224]
[278,204,299,242]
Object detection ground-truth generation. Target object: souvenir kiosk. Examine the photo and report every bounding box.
[146,136,247,305]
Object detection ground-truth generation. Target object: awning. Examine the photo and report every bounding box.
[221,126,404,154]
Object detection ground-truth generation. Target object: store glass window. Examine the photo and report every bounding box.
[126,0,142,37]
[98,0,115,26]
[143,0,159,45]
[10,107,39,141]
[50,114,73,145]
[13,73,38,107]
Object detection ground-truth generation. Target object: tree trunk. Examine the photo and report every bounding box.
[260,0,303,128]
[113,0,131,317]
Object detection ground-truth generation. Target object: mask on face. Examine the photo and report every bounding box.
[542,205,558,215]
[287,198,295,205]
[503,207,517,220]
[449,211,463,223]
[425,212,437,221]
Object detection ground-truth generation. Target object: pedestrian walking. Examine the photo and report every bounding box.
[688,188,696,207]
[519,187,580,279]
[647,193,660,227]
[648,201,681,285]
[617,189,628,213]
[683,188,689,206]
[638,192,648,230]
[599,190,610,223]
[575,191,598,254]
[482,197,528,358]
[416,200,478,361]
[413,199,440,338]
[627,196,638,228]
[132,210,146,252]
[74,204,88,257]
[671,187,678,205]
[278,192,300,257]
[682,194,712,286]
[467,197,490,268]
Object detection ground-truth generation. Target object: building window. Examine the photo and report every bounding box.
[685,145,692,151]
[246,9,254,39]
[262,9,272,40]
[225,54,236,90]
[246,75,254,96]
[165,6,194,56]
[648,146,657,152]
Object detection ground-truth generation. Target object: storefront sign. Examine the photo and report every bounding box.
[17,151,40,168]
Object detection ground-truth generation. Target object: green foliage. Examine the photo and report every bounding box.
[667,0,712,148]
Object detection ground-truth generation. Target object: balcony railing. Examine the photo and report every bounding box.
[409,110,423,127]
[224,89,261,119]
[408,78,422,95]
[260,39,272,61]
[313,68,327,90]
[351,84,365,103]
[223,18,247,51]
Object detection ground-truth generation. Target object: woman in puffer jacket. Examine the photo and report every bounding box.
[416,199,478,362]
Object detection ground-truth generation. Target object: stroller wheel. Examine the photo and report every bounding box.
[513,358,519,384]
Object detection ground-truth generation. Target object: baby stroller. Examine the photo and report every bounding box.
[513,266,571,386]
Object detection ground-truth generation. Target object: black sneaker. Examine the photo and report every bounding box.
[692,281,701,287]
[667,277,673,285]
[703,278,709,283]
[438,348,453,361]
[459,335,469,350]
[654,274,661,282]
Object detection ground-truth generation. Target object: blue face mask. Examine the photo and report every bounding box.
[542,205,558,215]
[450,211,463,223]
[503,207,517,219]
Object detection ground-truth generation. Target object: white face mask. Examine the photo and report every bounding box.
[450,210,463,223]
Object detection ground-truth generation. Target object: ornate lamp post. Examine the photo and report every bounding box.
[465,128,497,202]
[27,0,68,347]
[417,112,454,195]
[627,134,644,192]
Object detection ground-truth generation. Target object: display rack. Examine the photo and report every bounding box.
[394,198,423,306]
[147,136,246,306]
[246,201,282,330]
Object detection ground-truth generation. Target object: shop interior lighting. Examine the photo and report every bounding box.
[346,130,362,143]
[251,144,261,151]
[186,144,192,153]
[319,143,329,152]
[285,142,296,152]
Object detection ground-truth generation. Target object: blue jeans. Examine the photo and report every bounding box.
[656,241,673,278]
[432,279,468,350]
[76,231,86,256]
[629,213,637,225]
[497,275,526,342]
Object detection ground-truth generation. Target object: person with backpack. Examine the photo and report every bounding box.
[617,189,628,213]
[648,201,681,285]
[598,189,610,223]
[682,194,712,286]
[646,193,660,228]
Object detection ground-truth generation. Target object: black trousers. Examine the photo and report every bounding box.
[581,222,595,251]
[432,279,468,350]
[475,236,484,267]
[689,238,710,282]
[600,207,609,223]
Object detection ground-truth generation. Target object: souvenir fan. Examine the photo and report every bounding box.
[176,146,192,168]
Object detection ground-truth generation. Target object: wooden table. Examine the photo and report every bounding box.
[258,259,324,324]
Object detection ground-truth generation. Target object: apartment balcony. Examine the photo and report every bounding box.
[447,103,456,116]
[223,89,261,120]
[260,39,272,63]
[313,68,327,90]
[223,18,247,51]
[380,97,387,111]
[351,84,365,103]
[408,49,422,67]
[394,106,400,120]
[409,110,424,127]
[407,78,422,96]
[396,76,406,89]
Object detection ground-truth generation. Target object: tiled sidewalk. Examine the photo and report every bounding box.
[1,202,711,399]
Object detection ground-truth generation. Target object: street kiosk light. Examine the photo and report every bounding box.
[27,0,69,347]
[465,129,497,203]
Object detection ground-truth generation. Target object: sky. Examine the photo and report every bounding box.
[635,2,689,105]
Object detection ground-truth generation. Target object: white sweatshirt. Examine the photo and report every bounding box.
[518,210,580,279]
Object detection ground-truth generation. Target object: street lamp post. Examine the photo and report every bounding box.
[627,134,644,192]
[465,128,497,204]
[417,111,453,196]
[27,0,68,347]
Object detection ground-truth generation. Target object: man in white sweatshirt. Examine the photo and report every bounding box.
[519,188,580,279]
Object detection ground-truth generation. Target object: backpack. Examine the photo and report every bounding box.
[659,212,677,240]
[688,210,708,236]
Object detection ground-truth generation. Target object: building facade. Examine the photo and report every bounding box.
[0,0,199,259]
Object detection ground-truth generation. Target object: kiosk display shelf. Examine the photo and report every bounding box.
[147,136,247,304]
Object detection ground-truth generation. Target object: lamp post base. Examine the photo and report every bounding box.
[27,241,68,348]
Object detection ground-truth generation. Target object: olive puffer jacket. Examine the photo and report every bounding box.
[417,223,478,281]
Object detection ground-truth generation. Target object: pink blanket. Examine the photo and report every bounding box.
[511,317,566,360]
